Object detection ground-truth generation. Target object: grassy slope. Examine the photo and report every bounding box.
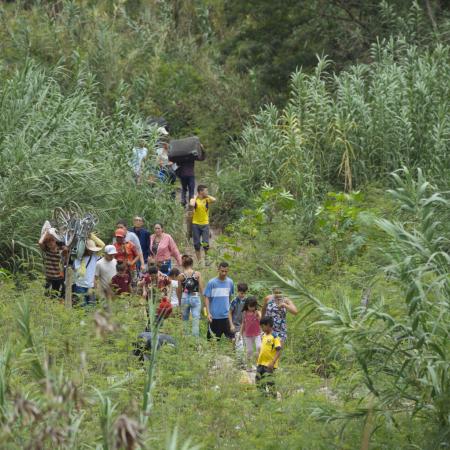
[0,193,426,450]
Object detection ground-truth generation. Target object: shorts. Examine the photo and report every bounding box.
[207,318,234,340]
[192,224,209,251]
[256,365,276,395]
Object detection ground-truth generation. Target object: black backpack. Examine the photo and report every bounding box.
[183,272,198,293]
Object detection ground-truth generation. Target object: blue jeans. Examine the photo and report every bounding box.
[181,293,201,337]
[192,224,209,251]
[73,285,96,307]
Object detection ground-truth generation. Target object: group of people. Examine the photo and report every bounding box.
[130,126,202,209]
[39,140,297,391]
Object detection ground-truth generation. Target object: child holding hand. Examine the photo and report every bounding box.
[240,296,261,365]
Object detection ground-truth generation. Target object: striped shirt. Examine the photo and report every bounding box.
[43,249,63,280]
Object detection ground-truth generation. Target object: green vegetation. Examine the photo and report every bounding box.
[0,0,449,448]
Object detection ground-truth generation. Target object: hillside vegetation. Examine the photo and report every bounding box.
[0,1,449,449]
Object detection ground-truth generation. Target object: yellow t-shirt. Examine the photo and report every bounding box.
[257,333,282,368]
[192,197,212,225]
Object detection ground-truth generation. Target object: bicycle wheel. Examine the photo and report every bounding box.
[53,207,70,232]
[68,201,83,220]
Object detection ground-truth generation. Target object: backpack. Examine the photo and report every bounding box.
[183,272,198,293]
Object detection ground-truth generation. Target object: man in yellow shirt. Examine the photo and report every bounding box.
[256,317,282,395]
[189,184,216,262]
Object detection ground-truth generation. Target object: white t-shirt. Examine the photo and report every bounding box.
[95,257,117,291]
[74,255,100,288]
[130,147,148,175]
[170,279,179,306]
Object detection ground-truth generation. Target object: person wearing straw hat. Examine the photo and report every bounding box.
[73,234,105,307]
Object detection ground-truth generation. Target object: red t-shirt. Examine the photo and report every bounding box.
[111,273,131,294]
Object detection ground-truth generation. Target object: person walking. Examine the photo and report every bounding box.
[73,234,105,307]
[189,185,216,262]
[204,262,235,340]
[240,296,262,364]
[256,317,282,396]
[115,220,145,269]
[132,216,150,271]
[113,228,139,286]
[148,223,182,275]
[176,256,203,337]
[177,157,196,208]
[130,139,148,184]
[95,244,118,300]
[38,225,65,299]
[261,288,298,344]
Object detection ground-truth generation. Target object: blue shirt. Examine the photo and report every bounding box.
[132,227,150,260]
[204,277,235,319]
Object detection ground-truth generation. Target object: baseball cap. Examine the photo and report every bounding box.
[115,229,126,238]
[104,244,118,255]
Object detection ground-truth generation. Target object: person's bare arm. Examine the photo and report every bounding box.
[38,231,50,248]
[177,274,183,306]
[207,195,217,203]
[204,297,212,322]
[89,233,105,249]
[283,298,298,315]
[228,310,235,333]
[189,196,197,208]
[240,314,245,336]
[267,348,281,371]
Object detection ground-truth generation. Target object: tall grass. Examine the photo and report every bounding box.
[267,168,450,444]
[219,38,450,225]
[0,62,182,268]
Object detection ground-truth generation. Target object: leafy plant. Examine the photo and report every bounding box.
[267,168,450,445]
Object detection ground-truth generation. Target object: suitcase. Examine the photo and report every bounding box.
[169,137,205,163]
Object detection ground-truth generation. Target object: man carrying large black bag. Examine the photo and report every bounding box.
[169,137,205,207]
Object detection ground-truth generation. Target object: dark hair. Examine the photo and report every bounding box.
[182,256,194,268]
[168,268,180,278]
[237,282,248,293]
[242,296,259,312]
[197,184,207,193]
[116,219,128,228]
[116,262,127,272]
[218,261,229,269]
[154,222,164,229]
[260,317,273,327]
[148,265,158,275]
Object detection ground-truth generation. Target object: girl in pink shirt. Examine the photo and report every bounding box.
[240,296,262,363]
